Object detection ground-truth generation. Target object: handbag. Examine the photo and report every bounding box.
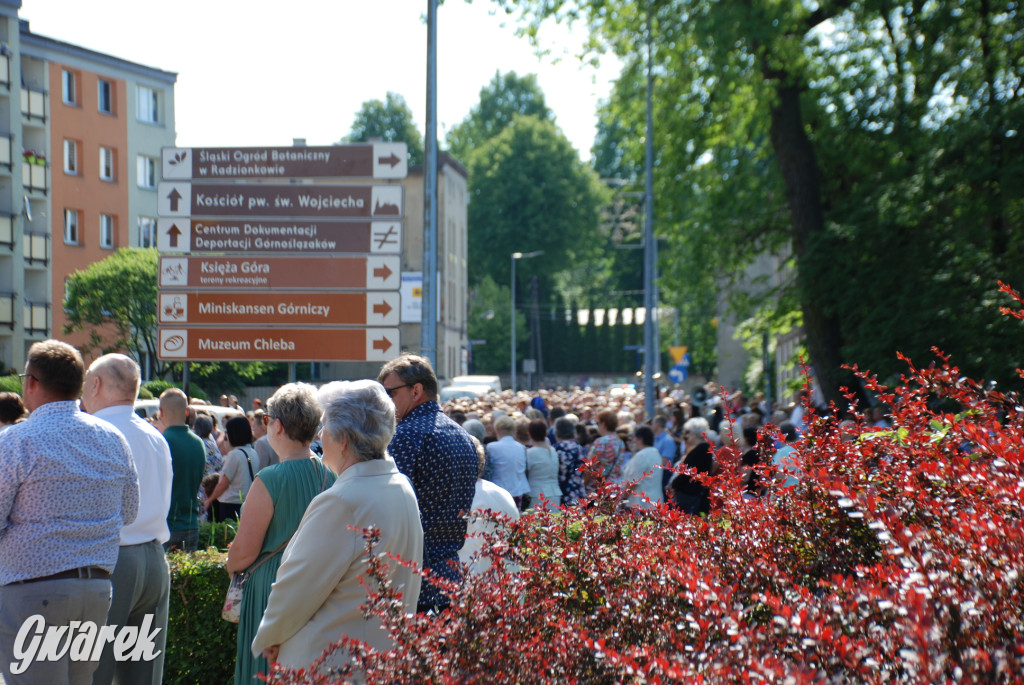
[221,458,332,622]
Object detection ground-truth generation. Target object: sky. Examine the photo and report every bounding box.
[21,0,623,160]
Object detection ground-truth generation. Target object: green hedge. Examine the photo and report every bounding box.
[0,374,22,394]
[166,548,236,685]
[142,379,208,402]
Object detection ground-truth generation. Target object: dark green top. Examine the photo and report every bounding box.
[163,425,206,531]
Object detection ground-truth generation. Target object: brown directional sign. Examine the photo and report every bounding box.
[158,182,403,219]
[158,327,400,362]
[158,256,399,291]
[158,291,400,326]
[156,219,401,255]
[162,143,408,181]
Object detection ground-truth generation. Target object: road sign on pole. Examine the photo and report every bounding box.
[158,291,400,326]
[156,219,401,255]
[159,255,399,291]
[158,183,404,219]
[158,327,400,362]
[162,143,408,181]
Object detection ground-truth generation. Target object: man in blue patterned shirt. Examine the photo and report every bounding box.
[0,340,139,684]
[378,354,477,613]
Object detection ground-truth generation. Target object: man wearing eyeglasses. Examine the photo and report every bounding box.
[0,340,140,684]
[378,354,477,613]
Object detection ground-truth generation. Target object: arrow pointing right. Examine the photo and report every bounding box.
[372,336,393,353]
[166,187,183,212]
[378,152,401,168]
[372,263,393,280]
[372,300,393,316]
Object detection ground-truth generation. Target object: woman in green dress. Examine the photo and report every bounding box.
[225,383,336,684]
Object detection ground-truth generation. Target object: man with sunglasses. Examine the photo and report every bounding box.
[378,354,477,613]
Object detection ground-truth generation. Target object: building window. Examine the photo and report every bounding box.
[98,79,113,114]
[64,209,80,244]
[137,155,156,188]
[137,85,159,123]
[62,69,77,105]
[138,216,156,248]
[64,139,79,174]
[100,214,114,249]
[99,147,115,181]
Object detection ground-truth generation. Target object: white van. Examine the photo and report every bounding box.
[448,375,502,394]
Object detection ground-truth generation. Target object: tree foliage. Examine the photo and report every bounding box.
[465,114,607,299]
[344,92,424,166]
[64,247,161,369]
[498,0,1024,398]
[445,71,554,162]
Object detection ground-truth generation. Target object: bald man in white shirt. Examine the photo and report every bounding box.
[82,354,172,685]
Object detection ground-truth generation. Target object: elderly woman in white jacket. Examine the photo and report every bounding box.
[251,380,423,676]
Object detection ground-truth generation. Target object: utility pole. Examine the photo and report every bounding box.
[642,1,657,420]
[421,0,438,367]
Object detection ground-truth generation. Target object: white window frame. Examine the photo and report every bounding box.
[98,79,112,114]
[64,209,79,244]
[99,146,114,181]
[62,69,77,105]
[100,214,114,249]
[137,155,156,189]
[137,85,159,123]
[63,139,78,174]
[138,216,156,248]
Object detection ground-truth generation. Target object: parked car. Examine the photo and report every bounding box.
[448,375,503,394]
[439,384,496,403]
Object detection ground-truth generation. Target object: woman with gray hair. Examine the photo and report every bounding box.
[252,380,423,678]
[225,383,336,684]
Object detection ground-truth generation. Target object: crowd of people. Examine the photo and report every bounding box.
[0,338,852,684]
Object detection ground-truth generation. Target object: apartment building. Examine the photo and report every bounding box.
[0,1,175,371]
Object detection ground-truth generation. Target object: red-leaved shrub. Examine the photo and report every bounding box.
[265,287,1024,684]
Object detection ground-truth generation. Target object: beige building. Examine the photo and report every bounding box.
[320,153,469,384]
[0,1,175,372]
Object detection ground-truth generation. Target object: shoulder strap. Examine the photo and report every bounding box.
[246,458,330,575]
[241,446,256,482]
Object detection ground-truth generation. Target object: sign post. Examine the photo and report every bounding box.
[157,143,407,363]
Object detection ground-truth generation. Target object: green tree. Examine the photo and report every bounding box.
[466,275,525,375]
[446,71,554,162]
[344,92,424,166]
[465,114,607,297]
[501,0,1024,400]
[64,247,161,369]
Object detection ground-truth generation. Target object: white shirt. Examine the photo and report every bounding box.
[621,446,664,510]
[93,404,172,545]
[485,435,529,497]
[458,479,520,576]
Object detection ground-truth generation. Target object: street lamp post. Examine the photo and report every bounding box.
[511,250,543,394]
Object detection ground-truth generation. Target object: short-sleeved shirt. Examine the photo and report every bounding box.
[0,401,139,584]
[163,425,207,531]
[387,400,477,608]
[220,445,257,505]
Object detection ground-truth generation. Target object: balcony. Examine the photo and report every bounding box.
[20,85,46,123]
[0,215,11,250]
[23,232,48,264]
[0,292,12,328]
[21,160,47,194]
[23,300,48,335]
